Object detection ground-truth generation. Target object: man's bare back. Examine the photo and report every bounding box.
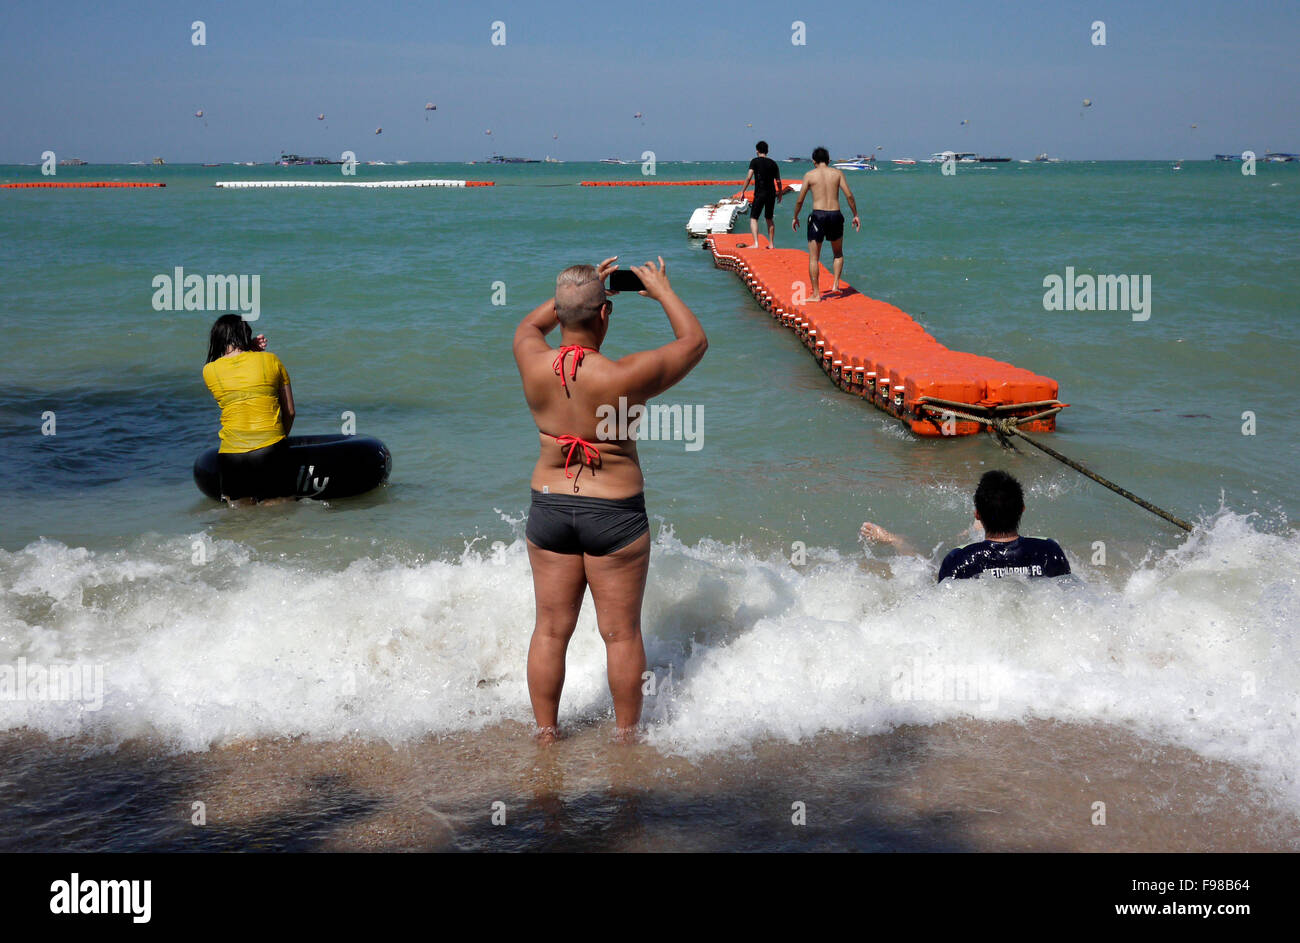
[791,150,861,300]
[803,163,850,211]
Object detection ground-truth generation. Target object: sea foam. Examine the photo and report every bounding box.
[0,513,1296,806]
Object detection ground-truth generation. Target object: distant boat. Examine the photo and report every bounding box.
[928,151,977,163]
[489,154,539,164]
[394,160,410,165]
[152,157,166,165]
[57,158,88,166]
[202,163,221,167]
[278,153,339,166]
[599,157,631,164]
[1265,152,1298,162]
[543,155,563,163]
[783,156,809,163]
[890,158,917,165]
[833,155,878,171]
[975,155,1011,163]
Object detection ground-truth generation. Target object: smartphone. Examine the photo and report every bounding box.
[608,270,645,293]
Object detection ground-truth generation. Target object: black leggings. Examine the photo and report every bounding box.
[526,490,649,556]
[218,439,292,500]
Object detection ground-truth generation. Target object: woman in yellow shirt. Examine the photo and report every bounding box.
[202,314,297,504]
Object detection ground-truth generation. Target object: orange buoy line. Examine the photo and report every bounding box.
[1,181,166,189]
[727,183,797,201]
[579,179,747,187]
[705,233,1063,437]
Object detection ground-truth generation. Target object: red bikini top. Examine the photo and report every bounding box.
[546,345,602,490]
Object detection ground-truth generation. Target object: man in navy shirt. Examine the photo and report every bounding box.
[738,141,783,249]
[860,470,1071,582]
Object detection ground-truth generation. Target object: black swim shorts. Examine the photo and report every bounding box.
[526,489,650,556]
[808,209,845,243]
[750,191,776,220]
[218,438,292,500]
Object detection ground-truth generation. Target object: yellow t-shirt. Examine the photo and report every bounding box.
[202,351,291,453]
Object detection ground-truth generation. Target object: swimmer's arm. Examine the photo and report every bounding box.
[859,522,919,557]
[278,382,295,435]
[617,258,707,398]
[740,168,754,197]
[512,298,560,363]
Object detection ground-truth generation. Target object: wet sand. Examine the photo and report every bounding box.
[1,719,1295,852]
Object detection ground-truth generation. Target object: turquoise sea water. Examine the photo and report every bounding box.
[2,160,1298,827]
[3,160,1296,555]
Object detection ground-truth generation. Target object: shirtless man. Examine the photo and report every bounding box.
[512,256,707,743]
[790,146,861,301]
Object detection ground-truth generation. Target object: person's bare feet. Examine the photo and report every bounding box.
[612,726,641,745]
[534,725,560,745]
[808,295,822,303]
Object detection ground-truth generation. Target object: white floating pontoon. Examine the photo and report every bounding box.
[686,199,748,237]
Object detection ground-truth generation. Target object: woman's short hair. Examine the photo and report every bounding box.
[555,265,607,326]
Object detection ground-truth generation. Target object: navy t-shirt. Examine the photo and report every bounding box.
[937,536,1071,582]
[749,156,781,195]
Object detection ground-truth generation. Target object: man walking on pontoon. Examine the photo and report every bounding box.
[791,146,860,301]
[738,140,783,249]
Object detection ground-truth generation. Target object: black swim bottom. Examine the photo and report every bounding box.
[750,191,776,220]
[218,439,292,500]
[808,209,845,243]
[526,489,649,556]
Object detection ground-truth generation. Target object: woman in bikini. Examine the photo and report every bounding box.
[512,256,707,743]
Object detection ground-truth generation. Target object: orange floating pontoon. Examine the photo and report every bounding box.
[706,233,1063,437]
[1,181,166,188]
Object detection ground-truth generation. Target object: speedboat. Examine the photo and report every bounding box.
[890,158,917,165]
[278,154,339,166]
[833,155,878,171]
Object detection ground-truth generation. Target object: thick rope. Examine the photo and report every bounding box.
[917,399,1194,533]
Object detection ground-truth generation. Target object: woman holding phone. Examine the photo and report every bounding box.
[512,257,707,743]
[202,314,296,505]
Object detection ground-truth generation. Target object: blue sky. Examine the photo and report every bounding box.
[1,0,1296,162]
